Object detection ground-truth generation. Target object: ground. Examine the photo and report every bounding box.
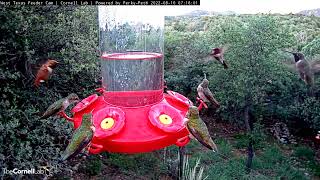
[52,116,320,180]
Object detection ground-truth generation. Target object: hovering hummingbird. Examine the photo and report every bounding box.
[40,93,79,119]
[60,113,95,161]
[283,50,313,86]
[210,47,228,69]
[185,106,218,152]
[197,74,220,108]
[34,59,59,87]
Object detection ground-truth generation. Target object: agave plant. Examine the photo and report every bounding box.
[182,156,207,180]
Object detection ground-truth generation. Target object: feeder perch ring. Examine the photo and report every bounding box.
[175,136,190,147]
[72,94,98,113]
[149,103,185,133]
[93,107,125,138]
[88,143,104,154]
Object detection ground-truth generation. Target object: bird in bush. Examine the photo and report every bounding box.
[40,93,79,119]
[60,113,95,161]
[316,131,320,141]
[284,51,313,86]
[210,47,228,69]
[34,59,59,87]
[185,106,218,152]
[164,79,168,93]
[197,74,220,108]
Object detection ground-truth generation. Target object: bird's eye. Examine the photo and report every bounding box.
[101,117,115,130]
[159,114,173,125]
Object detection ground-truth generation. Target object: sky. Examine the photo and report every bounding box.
[164,0,320,15]
[98,0,320,29]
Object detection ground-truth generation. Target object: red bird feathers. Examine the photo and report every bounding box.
[34,59,59,87]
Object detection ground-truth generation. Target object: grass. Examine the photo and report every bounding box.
[61,132,319,179]
[105,152,167,179]
[174,137,317,179]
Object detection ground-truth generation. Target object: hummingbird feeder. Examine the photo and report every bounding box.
[64,6,193,154]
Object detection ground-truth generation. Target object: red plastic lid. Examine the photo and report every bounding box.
[72,94,98,113]
[101,52,163,60]
[167,91,192,106]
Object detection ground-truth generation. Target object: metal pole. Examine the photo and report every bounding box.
[178,146,185,180]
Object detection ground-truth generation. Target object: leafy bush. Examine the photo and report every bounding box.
[82,155,102,176]
[0,6,98,178]
[107,153,165,177]
[294,146,315,160]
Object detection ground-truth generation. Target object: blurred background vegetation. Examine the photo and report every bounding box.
[0,6,319,179]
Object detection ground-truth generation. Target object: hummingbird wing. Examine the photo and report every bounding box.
[296,60,313,85]
[60,130,93,161]
[197,85,210,103]
[311,59,320,75]
[221,61,229,69]
[34,65,50,87]
[203,88,220,108]
[220,46,229,69]
[187,123,217,152]
[40,98,64,119]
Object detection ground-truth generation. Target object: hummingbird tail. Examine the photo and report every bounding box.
[223,62,229,69]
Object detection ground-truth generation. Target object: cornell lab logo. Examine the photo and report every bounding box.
[2,165,54,177]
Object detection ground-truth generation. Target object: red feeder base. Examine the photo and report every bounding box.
[69,91,191,154]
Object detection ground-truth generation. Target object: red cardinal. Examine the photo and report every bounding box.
[34,59,59,87]
[210,47,228,69]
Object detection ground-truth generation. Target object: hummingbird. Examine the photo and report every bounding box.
[316,131,320,141]
[164,79,168,93]
[40,93,80,119]
[60,113,95,161]
[34,59,59,87]
[197,74,220,108]
[210,47,228,69]
[283,50,313,86]
[185,106,218,152]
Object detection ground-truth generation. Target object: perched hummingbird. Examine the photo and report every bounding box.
[284,51,313,86]
[34,59,59,87]
[40,93,79,119]
[60,113,95,161]
[164,79,168,93]
[210,47,228,69]
[197,74,220,108]
[186,106,218,152]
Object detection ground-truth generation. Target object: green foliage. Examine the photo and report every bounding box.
[107,153,165,177]
[82,155,102,176]
[0,6,98,178]
[1,5,320,179]
[233,123,267,149]
[309,160,320,176]
[292,146,319,177]
[294,146,315,160]
[165,14,320,130]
